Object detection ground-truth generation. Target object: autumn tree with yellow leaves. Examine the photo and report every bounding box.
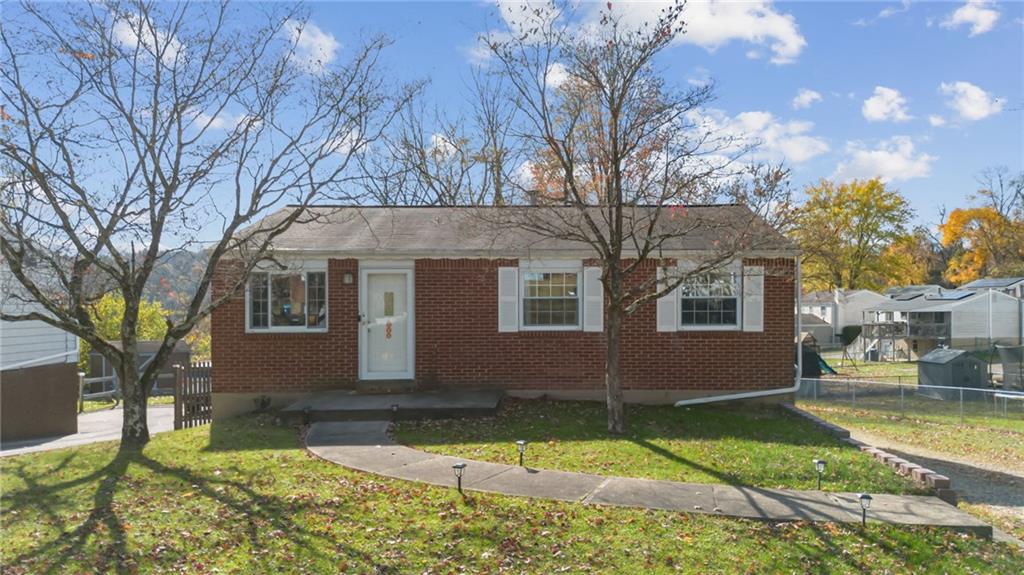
[940,168,1024,284]
[790,178,916,291]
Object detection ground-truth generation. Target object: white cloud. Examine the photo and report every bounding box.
[112,14,182,65]
[878,0,912,19]
[853,0,911,26]
[928,115,946,127]
[792,88,822,110]
[328,129,364,156]
[600,1,806,65]
[833,136,934,182]
[543,62,570,90]
[693,108,829,164]
[941,0,1000,36]
[940,81,1003,121]
[496,0,560,32]
[187,109,259,131]
[687,66,712,88]
[511,161,536,189]
[862,86,912,122]
[429,133,458,158]
[284,19,340,73]
[467,29,513,65]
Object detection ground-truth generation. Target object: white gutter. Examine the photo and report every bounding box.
[675,257,803,407]
[1,349,79,371]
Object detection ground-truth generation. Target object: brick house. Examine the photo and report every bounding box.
[210,206,800,418]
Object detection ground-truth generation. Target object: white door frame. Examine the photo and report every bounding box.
[358,265,415,380]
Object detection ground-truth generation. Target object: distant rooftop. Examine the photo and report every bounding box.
[960,277,1024,289]
[884,285,943,301]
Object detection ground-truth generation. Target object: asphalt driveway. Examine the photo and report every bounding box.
[1,406,175,457]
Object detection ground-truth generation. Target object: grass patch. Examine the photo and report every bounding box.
[395,400,921,494]
[820,360,920,383]
[798,401,1024,474]
[2,416,1020,574]
[80,395,175,414]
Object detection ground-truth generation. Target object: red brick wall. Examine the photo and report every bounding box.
[211,257,795,394]
[211,259,359,394]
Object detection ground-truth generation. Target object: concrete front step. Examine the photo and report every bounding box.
[282,389,503,423]
[355,379,417,394]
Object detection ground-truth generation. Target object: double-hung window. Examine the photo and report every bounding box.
[679,270,740,329]
[248,270,327,331]
[521,271,580,329]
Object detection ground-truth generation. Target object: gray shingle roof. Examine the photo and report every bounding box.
[960,277,1024,289]
[802,291,834,305]
[249,205,797,257]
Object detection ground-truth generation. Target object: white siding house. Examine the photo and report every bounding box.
[799,289,888,343]
[862,289,1022,360]
[0,264,78,371]
[2,262,80,441]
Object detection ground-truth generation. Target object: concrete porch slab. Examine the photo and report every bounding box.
[283,390,504,422]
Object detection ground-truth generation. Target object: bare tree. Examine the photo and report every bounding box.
[480,1,793,433]
[0,0,413,448]
[975,166,1024,221]
[359,71,521,206]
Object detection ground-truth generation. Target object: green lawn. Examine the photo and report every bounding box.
[819,359,921,383]
[798,400,1024,474]
[80,395,175,413]
[2,416,1020,574]
[395,400,921,494]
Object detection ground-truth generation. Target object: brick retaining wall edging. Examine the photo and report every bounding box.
[781,404,957,505]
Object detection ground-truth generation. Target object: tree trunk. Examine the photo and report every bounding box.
[605,299,626,435]
[118,347,150,450]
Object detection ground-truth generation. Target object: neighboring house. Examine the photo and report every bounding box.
[800,291,836,326]
[1,262,80,442]
[210,206,800,419]
[799,313,833,348]
[862,289,1022,360]
[799,289,887,344]
[87,340,191,397]
[959,277,1024,300]
[883,285,943,300]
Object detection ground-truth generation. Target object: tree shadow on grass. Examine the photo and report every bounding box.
[401,399,846,449]
[2,441,373,574]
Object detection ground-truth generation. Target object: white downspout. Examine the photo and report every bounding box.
[675,257,802,407]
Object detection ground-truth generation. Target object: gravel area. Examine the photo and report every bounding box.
[851,429,1024,547]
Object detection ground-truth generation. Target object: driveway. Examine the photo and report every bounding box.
[0,406,175,457]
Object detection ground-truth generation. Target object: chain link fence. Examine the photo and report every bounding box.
[796,378,1024,425]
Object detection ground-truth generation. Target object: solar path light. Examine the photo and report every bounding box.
[515,440,527,467]
[813,458,826,490]
[452,462,467,494]
[858,493,873,527]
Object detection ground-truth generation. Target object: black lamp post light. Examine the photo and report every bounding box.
[515,440,527,467]
[858,493,873,527]
[452,462,467,494]
[813,458,826,490]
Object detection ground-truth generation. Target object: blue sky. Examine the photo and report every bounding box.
[300,0,1023,226]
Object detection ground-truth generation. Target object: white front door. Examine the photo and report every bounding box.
[360,269,414,379]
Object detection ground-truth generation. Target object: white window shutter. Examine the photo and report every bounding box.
[582,267,603,332]
[656,267,678,332]
[497,267,519,332]
[743,265,764,332]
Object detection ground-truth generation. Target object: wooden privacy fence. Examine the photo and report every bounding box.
[174,361,212,430]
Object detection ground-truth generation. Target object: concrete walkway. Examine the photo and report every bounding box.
[306,421,993,536]
[1,406,174,457]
